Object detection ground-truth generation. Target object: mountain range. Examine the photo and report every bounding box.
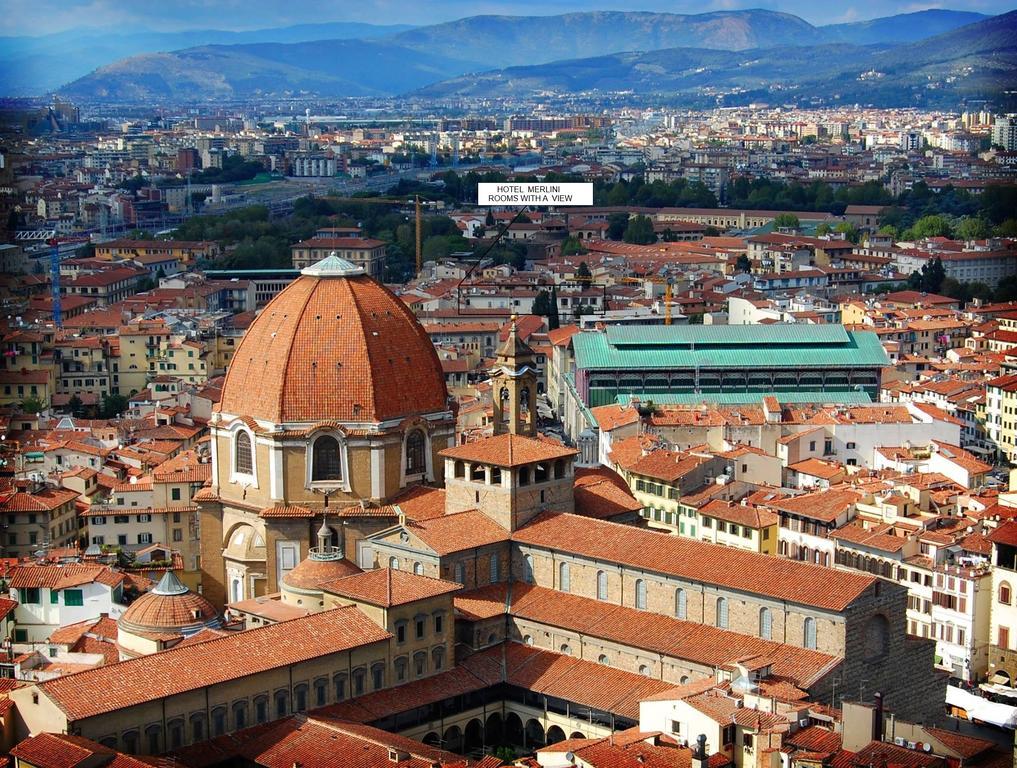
[41,8,1016,105]
[0,22,414,95]
[416,11,1017,107]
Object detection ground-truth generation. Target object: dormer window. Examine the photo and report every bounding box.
[312,435,342,482]
[234,431,253,475]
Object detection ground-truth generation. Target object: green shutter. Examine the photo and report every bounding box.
[64,589,84,607]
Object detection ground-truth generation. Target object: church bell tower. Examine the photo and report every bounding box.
[491,316,538,436]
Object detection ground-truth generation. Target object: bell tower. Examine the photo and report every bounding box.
[491,315,537,436]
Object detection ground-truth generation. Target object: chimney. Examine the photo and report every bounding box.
[691,734,709,768]
[873,691,884,742]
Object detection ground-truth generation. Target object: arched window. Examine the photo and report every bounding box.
[804,617,817,649]
[523,634,534,645]
[389,556,399,570]
[760,607,772,640]
[413,562,423,575]
[639,664,652,677]
[523,554,534,583]
[371,662,385,690]
[232,701,247,730]
[406,430,426,475]
[211,706,226,737]
[680,675,690,684]
[189,714,206,743]
[635,579,647,610]
[413,651,428,676]
[395,656,409,682]
[559,562,570,593]
[235,431,253,475]
[716,597,729,629]
[598,654,610,666]
[294,683,308,712]
[454,562,465,584]
[1000,582,1012,605]
[432,645,446,671]
[311,435,342,482]
[254,695,268,724]
[597,571,608,600]
[675,588,687,619]
[560,643,572,655]
[314,678,328,707]
[334,674,347,701]
[274,690,288,718]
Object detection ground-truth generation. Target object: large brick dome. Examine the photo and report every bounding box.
[218,255,448,424]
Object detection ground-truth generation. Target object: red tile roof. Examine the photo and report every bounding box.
[9,564,124,590]
[218,272,448,424]
[322,568,462,607]
[440,433,577,467]
[34,606,390,721]
[406,509,510,555]
[513,512,876,611]
[573,466,644,519]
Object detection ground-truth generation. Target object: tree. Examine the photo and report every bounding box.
[735,254,752,274]
[485,209,495,226]
[548,285,561,330]
[99,393,129,419]
[815,223,832,236]
[532,289,552,317]
[606,213,629,241]
[68,394,84,417]
[623,215,656,244]
[833,222,860,243]
[773,213,800,230]
[561,236,585,257]
[576,261,593,287]
[904,214,953,241]
[920,256,946,294]
[956,216,991,241]
[20,396,44,414]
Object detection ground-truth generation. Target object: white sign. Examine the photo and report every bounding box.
[478,182,593,206]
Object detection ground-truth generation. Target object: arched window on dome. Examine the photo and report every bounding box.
[311,435,343,482]
[234,431,253,476]
[406,430,427,476]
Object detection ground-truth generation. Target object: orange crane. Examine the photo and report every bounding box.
[620,275,675,325]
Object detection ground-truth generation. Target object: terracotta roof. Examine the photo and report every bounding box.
[217,272,448,424]
[35,606,391,721]
[764,488,861,523]
[166,715,462,768]
[260,505,315,518]
[573,466,644,519]
[923,727,994,759]
[9,733,116,768]
[406,509,510,555]
[699,499,778,529]
[440,433,577,467]
[8,565,124,590]
[322,568,462,607]
[1,486,78,512]
[282,555,361,591]
[390,485,447,521]
[786,725,843,754]
[477,583,838,688]
[513,512,876,611]
[49,615,118,646]
[119,584,219,633]
[629,450,713,483]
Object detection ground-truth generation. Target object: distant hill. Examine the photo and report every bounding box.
[415,11,1017,107]
[58,39,478,101]
[821,9,988,44]
[387,10,817,64]
[51,8,1016,104]
[0,22,414,95]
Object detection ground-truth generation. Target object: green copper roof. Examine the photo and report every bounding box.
[614,390,872,406]
[574,325,888,370]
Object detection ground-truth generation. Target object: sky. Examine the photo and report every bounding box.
[1,0,1011,35]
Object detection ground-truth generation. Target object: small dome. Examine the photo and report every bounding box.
[282,555,361,591]
[217,253,448,424]
[119,571,220,633]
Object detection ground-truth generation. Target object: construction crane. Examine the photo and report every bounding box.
[620,275,674,325]
[415,195,422,275]
[47,239,62,328]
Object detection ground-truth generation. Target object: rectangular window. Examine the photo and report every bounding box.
[136,514,151,523]
[64,589,84,607]
[1000,626,1011,650]
[173,529,183,542]
[113,515,129,524]
[21,588,40,604]
[138,533,153,544]
[171,488,181,501]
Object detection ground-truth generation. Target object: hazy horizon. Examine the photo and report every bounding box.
[0,0,1010,37]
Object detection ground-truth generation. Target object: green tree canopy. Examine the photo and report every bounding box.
[773,213,800,230]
